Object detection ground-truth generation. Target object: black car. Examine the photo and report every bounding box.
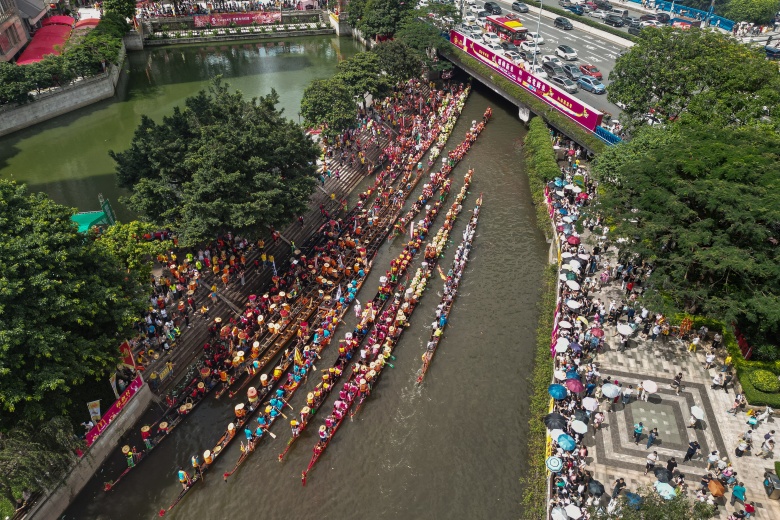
[655,13,671,23]
[542,62,565,77]
[554,17,574,30]
[627,25,642,36]
[593,0,612,10]
[484,1,502,14]
[518,50,531,62]
[511,1,529,12]
[476,10,490,18]
[604,14,624,27]
[501,41,520,52]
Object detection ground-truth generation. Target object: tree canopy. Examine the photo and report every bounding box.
[594,123,780,354]
[395,16,453,72]
[300,77,357,137]
[0,180,148,425]
[607,27,780,131]
[373,40,423,83]
[722,0,779,23]
[356,0,412,39]
[334,51,393,102]
[102,0,137,20]
[588,486,716,519]
[111,78,319,246]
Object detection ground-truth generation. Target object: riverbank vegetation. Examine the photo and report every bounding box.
[0,181,162,507]
[523,118,563,238]
[112,78,319,246]
[0,12,127,106]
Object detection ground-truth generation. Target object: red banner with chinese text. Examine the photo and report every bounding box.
[85,375,144,447]
[193,12,282,27]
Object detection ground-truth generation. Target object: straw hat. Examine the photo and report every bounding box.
[260,374,268,383]
[279,292,286,298]
[302,407,311,414]
[215,317,222,323]
[141,425,150,433]
[122,445,131,454]
[179,405,187,413]
[185,403,193,411]
[248,387,257,398]
[235,403,245,411]
[319,425,327,432]
[228,423,235,431]
[197,382,205,390]
[159,422,168,430]
[307,392,314,400]
[253,341,260,348]
[204,450,211,459]
[213,445,222,454]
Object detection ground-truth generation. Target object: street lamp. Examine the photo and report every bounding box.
[532,0,544,69]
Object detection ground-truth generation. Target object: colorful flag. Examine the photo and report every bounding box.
[294,348,304,366]
[87,400,102,423]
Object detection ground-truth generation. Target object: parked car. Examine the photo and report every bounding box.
[604,14,624,27]
[542,54,564,66]
[501,41,520,52]
[579,63,602,79]
[527,32,545,44]
[555,44,578,60]
[625,16,641,26]
[520,41,542,54]
[463,15,477,24]
[482,32,501,44]
[504,50,523,63]
[550,76,579,93]
[640,20,663,28]
[766,45,780,60]
[485,42,503,53]
[530,65,548,78]
[554,17,574,30]
[562,63,582,80]
[655,13,671,23]
[543,62,565,77]
[511,1,529,12]
[469,4,482,14]
[565,5,585,15]
[589,9,609,19]
[518,50,531,62]
[558,0,574,7]
[476,10,490,18]
[627,24,642,36]
[639,14,658,21]
[484,1,502,14]
[593,0,612,9]
[577,76,606,94]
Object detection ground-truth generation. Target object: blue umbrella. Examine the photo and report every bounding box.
[565,368,579,379]
[654,481,676,500]
[557,434,576,451]
[554,179,564,187]
[625,492,643,509]
[559,208,569,215]
[548,384,568,400]
[546,456,563,473]
[570,342,582,352]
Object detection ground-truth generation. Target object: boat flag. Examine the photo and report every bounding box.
[437,265,447,281]
[294,347,304,366]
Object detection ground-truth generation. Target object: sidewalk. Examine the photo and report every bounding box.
[579,235,780,517]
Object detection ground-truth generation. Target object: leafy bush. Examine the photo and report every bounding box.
[524,118,561,236]
[738,366,780,407]
[756,343,780,362]
[749,369,780,393]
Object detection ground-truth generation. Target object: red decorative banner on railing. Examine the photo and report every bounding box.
[85,375,144,446]
[450,31,603,132]
[193,12,282,27]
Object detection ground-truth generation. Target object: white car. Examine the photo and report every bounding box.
[476,18,488,28]
[530,65,548,78]
[466,0,477,4]
[469,4,482,14]
[504,50,523,63]
[527,32,545,45]
[555,45,578,61]
[520,41,542,54]
[542,55,564,67]
[463,15,477,24]
[640,20,663,28]
[482,32,501,44]
[589,9,609,19]
[485,42,503,53]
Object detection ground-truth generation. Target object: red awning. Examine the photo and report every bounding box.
[42,15,76,27]
[16,25,72,65]
[75,18,100,29]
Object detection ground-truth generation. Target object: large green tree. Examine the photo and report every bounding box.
[0,180,148,425]
[334,52,393,102]
[594,123,780,351]
[723,0,779,23]
[395,17,453,72]
[373,40,423,82]
[357,0,412,39]
[607,27,780,131]
[111,78,319,246]
[91,221,171,280]
[102,0,136,20]
[300,78,357,137]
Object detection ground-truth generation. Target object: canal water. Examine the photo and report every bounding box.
[1,36,549,519]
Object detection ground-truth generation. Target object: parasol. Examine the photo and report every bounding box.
[565,379,585,393]
[562,252,574,259]
[570,342,582,352]
[588,480,605,496]
[642,380,658,394]
[582,397,599,411]
[559,320,573,329]
[566,280,581,290]
[551,506,568,520]
[555,342,570,354]
[566,272,577,280]
[654,467,673,483]
[567,236,581,245]
[559,273,568,281]
[556,337,570,348]
[554,369,567,381]
[601,383,621,398]
[578,253,590,261]
[546,456,564,473]
[625,492,643,509]
[691,406,705,420]
[543,413,567,429]
[548,429,566,441]
[591,328,604,338]
[549,384,568,400]
[557,434,576,451]
[564,504,582,518]
[571,420,588,434]
[562,216,574,223]
[654,481,676,500]
[566,300,582,310]
[617,324,633,336]
[573,410,589,423]
[568,259,582,269]
[572,186,582,193]
[708,479,726,497]
[554,178,564,187]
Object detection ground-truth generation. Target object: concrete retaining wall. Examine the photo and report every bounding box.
[0,44,126,138]
[143,27,335,46]
[25,382,155,520]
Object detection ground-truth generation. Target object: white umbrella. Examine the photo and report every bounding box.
[565,504,582,519]
[566,300,582,310]
[554,369,567,381]
[582,397,599,411]
[601,383,621,398]
[551,506,568,520]
[565,263,581,273]
[559,320,572,329]
[617,324,633,336]
[562,252,574,259]
[556,337,570,348]
[548,428,565,441]
[568,259,582,269]
[571,420,588,434]
[691,406,705,420]
[578,253,590,261]
[572,186,583,193]
[559,273,568,281]
[566,280,580,291]
[564,184,576,190]
[642,380,658,394]
[555,190,565,196]
[562,216,574,223]
[555,342,570,353]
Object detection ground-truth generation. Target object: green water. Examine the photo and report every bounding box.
[0,36,361,221]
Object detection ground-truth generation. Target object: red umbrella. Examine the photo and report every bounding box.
[591,328,605,338]
[565,378,585,392]
[567,236,581,245]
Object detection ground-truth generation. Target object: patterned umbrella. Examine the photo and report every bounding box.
[546,456,564,472]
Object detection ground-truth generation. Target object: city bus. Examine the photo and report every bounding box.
[484,15,529,45]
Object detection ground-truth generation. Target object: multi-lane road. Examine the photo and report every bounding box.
[462,1,630,118]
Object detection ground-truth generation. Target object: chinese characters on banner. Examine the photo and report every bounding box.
[193,12,282,28]
[85,375,144,447]
[449,31,603,132]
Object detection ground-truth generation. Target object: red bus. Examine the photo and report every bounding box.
[484,15,528,45]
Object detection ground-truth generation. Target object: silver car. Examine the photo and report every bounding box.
[550,75,579,94]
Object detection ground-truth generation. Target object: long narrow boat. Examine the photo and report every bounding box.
[299,171,476,485]
[417,196,482,385]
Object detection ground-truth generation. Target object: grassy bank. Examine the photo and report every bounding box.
[524,117,563,238]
